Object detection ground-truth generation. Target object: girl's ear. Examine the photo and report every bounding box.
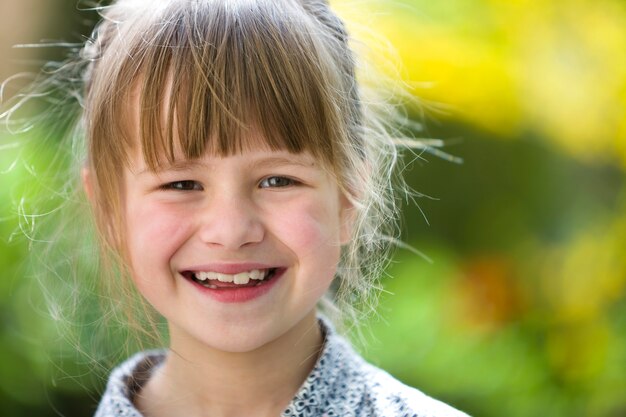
[339,194,357,245]
[81,166,94,203]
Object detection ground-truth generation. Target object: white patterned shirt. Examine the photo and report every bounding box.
[94,319,469,417]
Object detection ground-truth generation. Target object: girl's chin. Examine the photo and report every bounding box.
[171,325,287,355]
[169,309,319,356]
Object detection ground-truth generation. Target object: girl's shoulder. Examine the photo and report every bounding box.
[349,359,470,417]
[94,350,165,417]
[283,318,470,417]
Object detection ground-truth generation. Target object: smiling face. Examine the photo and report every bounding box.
[83,0,368,352]
[122,134,352,353]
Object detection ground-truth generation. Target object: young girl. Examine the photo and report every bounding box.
[10,0,469,415]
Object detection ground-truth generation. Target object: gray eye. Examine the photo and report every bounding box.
[260,176,294,188]
[162,180,202,191]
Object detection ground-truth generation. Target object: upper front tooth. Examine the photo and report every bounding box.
[216,273,234,283]
[193,269,267,283]
[249,269,263,280]
[234,273,250,285]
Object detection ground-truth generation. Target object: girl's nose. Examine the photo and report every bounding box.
[197,193,264,249]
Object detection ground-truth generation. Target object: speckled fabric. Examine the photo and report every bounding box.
[94,319,469,417]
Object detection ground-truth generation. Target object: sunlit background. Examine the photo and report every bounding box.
[1,1,625,416]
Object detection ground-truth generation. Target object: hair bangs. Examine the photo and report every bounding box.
[119,1,345,172]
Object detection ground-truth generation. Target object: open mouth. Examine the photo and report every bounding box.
[182,268,279,289]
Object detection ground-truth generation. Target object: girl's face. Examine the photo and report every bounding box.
[121,131,352,353]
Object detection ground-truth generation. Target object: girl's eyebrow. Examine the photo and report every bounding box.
[136,160,208,175]
[250,155,317,170]
[136,155,317,175]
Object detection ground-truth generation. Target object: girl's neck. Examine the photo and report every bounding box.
[135,312,323,417]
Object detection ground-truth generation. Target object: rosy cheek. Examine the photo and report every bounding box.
[126,199,193,271]
[268,200,340,255]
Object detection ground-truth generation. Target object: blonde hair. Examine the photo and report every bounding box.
[4,0,417,353]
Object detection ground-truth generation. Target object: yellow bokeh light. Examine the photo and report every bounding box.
[333,0,626,167]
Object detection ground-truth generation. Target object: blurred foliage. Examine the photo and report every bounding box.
[1,0,626,416]
[337,0,626,166]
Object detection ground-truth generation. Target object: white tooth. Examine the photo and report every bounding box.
[206,271,219,280]
[249,269,262,280]
[234,273,250,285]
[216,273,233,282]
[195,272,208,281]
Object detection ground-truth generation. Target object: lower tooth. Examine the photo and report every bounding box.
[197,280,217,289]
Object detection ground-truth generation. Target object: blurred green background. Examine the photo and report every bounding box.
[1,0,625,416]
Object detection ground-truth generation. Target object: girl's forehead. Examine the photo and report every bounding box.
[119,105,341,180]
[124,106,317,168]
[124,127,322,174]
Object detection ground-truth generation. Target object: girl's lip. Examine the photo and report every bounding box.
[183,267,286,303]
[181,262,279,275]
